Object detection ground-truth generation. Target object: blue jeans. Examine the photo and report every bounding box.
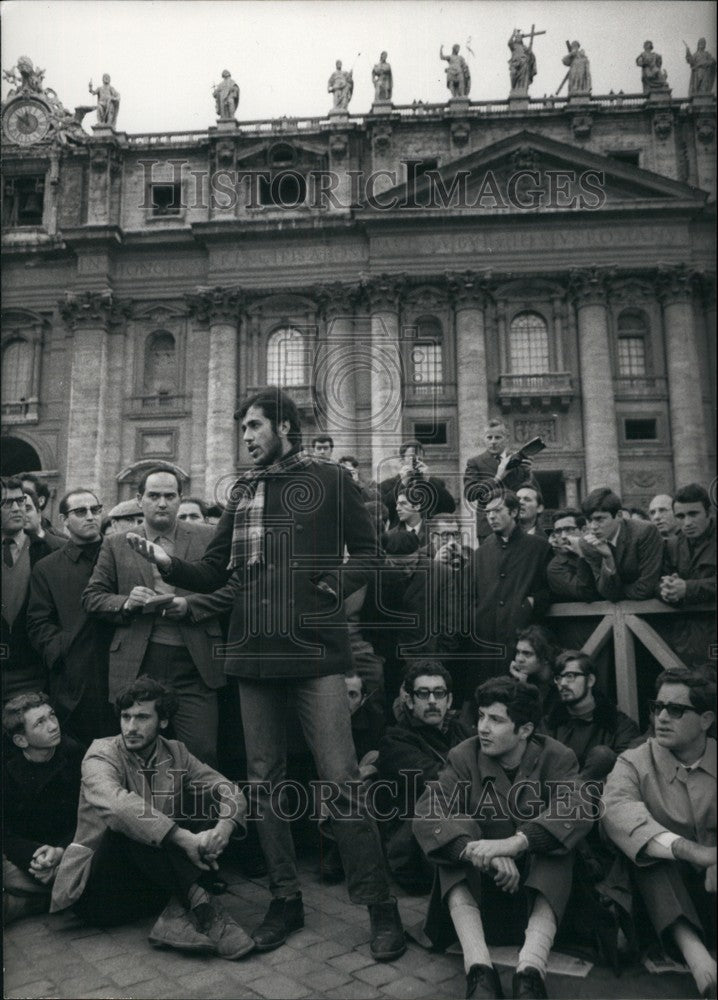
[238,674,391,904]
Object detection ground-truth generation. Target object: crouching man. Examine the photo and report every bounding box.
[601,669,716,999]
[50,676,254,960]
[413,678,592,1000]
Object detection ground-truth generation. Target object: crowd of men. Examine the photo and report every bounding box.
[2,394,716,1000]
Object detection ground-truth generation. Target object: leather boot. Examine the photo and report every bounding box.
[194,899,255,960]
[252,893,304,951]
[148,898,216,954]
[466,963,504,999]
[367,897,406,961]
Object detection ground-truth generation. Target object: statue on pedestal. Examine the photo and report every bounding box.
[88,74,120,127]
[440,44,470,98]
[372,51,393,101]
[562,40,591,96]
[508,27,543,97]
[2,55,45,96]
[685,38,716,96]
[328,60,353,110]
[636,41,669,94]
[213,70,240,119]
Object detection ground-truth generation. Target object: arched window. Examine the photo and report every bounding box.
[617,311,648,377]
[267,327,305,385]
[509,312,549,374]
[144,331,177,393]
[1,338,33,401]
[411,315,443,388]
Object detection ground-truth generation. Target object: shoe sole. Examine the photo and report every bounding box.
[218,941,256,960]
[370,941,407,962]
[148,936,217,954]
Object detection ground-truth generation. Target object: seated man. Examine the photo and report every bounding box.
[508,626,559,717]
[601,669,716,999]
[575,488,662,601]
[544,651,640,781]
[50,676,254,961]
[546,509,599,602]
[378,661,472,892]
[3,693,83,925]
[414,677,592,1000]
[658,483,716,667]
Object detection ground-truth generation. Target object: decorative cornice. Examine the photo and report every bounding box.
[185,285,244,323]
[446,270,491,310]
[59,289,131,329]
[315,282,360,317]
[362,273,406,313]
[568,267,615,307]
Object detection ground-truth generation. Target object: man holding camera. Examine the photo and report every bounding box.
[379,440,455,528]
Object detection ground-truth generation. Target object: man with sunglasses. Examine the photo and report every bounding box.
[378,661,472,892]
[27,489,116,745]
[1,477,64,702]
[602,669,716,999]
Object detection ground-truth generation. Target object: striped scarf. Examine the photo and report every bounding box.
[227,448,314,571]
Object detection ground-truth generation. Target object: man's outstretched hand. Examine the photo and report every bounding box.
[126,532,171,572]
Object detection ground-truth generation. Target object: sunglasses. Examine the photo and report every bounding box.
[67,504,103,518]
[649,700,700,720]
[1,497,26,509]
[412,687,449,701]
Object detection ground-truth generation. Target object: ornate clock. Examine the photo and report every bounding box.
[2,98,52,145]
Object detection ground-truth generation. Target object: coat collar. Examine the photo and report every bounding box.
[649,736,717,782]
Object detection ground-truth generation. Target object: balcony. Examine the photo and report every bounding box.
[124,393,191,419]
[1,398,39,424]
[497,372,574,412]
[614,376,668,400]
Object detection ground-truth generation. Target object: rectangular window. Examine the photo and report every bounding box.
[2,175,45,227]
[624,418,657,441]
[617,337,646,377]
[411,342,443,387]
[413,422,447,446]
[150,183,182,217]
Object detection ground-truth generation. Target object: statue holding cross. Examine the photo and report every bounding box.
[508,25,545,97]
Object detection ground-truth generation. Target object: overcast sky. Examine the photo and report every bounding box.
[1,1,715,133]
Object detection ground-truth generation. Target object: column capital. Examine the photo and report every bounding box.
[568,267,615,307]
[363,273,405,313]
[185,285,244,324]
[656,264,700,305]
[446,270,491,310]
[315,282,361,318]
[59,289,131,330]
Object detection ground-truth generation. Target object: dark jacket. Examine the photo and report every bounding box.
[659,517,716,667]
[161,458,379,680]
[3,735,84,873]
[379,473,455,527]
[377,554,434,659]
[580,518,663,602]
[548,549,600,602]
[463,450,533,540]
[82,522,225,699]
[471,526,551,671]
[27,540,114,736]
[2,532,65,700]
[379,707,473,810]
[543,693,640,773]
[413,733,591,948]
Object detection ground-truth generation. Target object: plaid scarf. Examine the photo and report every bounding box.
[227,448,314,571]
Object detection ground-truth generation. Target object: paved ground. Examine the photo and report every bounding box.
[3,851,700,1000]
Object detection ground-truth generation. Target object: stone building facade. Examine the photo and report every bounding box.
[2,85,715,519]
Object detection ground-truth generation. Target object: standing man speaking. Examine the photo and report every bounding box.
[126,387,406,962]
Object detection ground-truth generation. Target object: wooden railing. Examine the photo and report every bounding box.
[546,599,714,720]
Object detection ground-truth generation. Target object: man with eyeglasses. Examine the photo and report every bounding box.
[572,488,663,602]
[546,509,598,602]
[602,669,716,999]
[27,489,116,745]
[83,465,223,765]
[1,477,64,702]
[378,661,472,893]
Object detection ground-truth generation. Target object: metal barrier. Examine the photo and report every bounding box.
[546,599,714,720]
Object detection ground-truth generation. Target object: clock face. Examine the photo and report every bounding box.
[3,99,52,145]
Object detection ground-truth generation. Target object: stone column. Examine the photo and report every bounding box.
[60,290,130,500]
[569,269,621,493]
[316,283,360,456]
[187,286,241,502]
[448,272,490,483]
[564,470,581,507]
[366,275,404,483]
[552,294,565,371]
[657,266,709,486]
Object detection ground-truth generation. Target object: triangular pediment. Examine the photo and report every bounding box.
[359,130,707,216]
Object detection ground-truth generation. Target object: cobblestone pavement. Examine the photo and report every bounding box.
[3,852,699,1000]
